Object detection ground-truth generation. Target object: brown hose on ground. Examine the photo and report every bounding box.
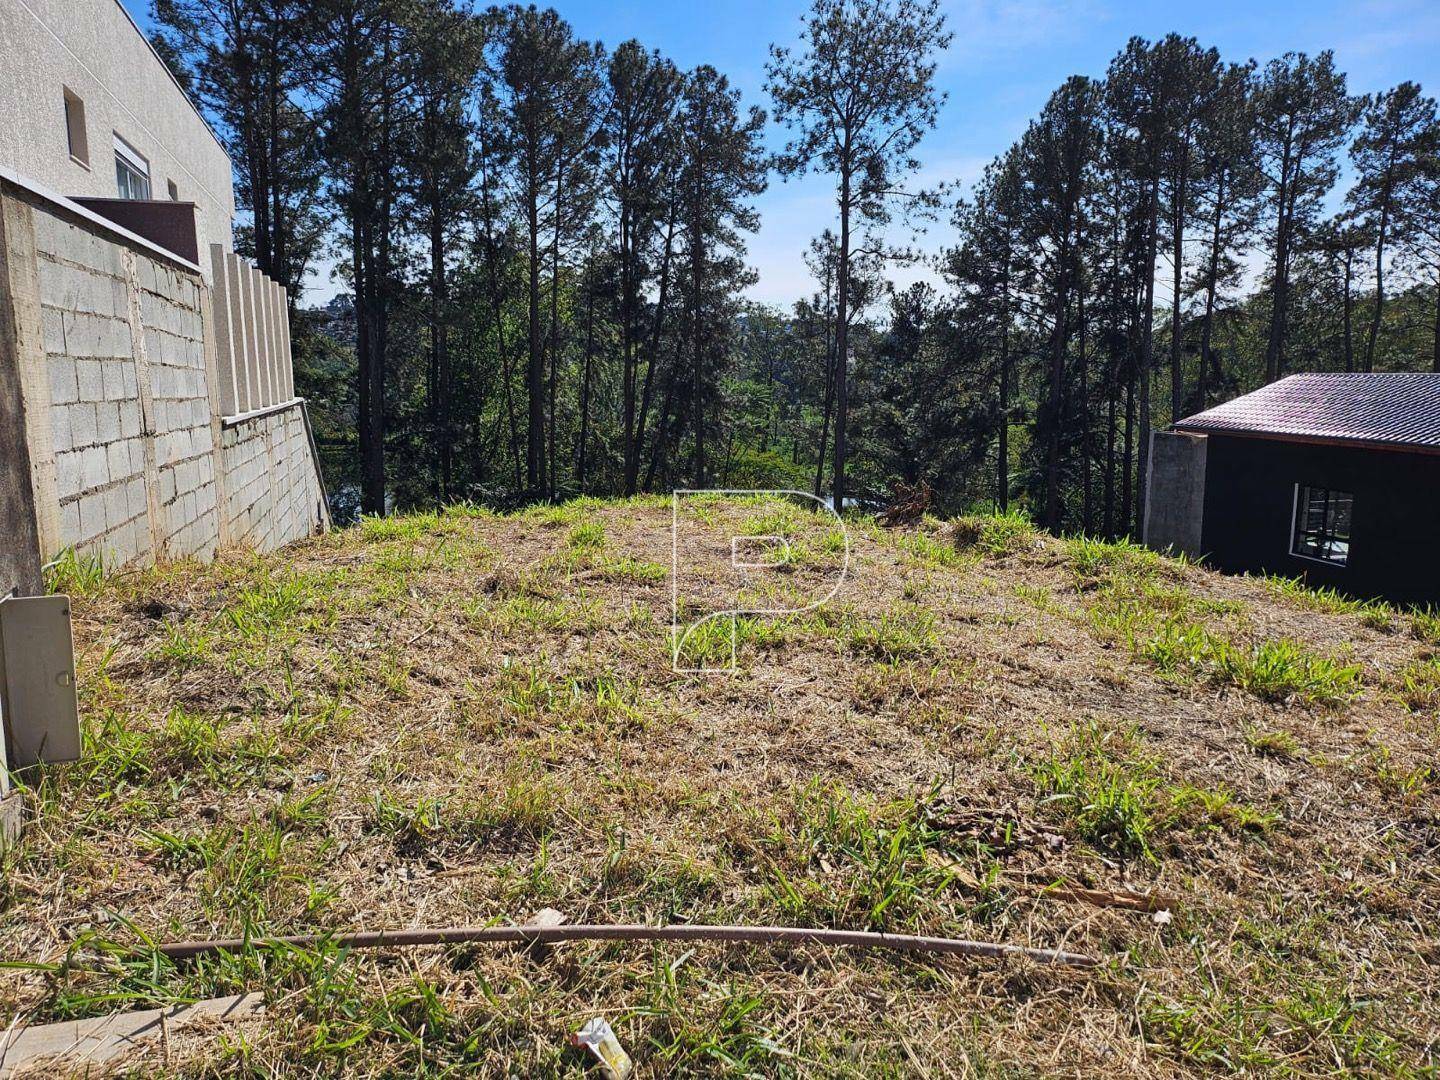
[154,923,1100,967]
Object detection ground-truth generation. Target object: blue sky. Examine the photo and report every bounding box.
[131,0,1440,307]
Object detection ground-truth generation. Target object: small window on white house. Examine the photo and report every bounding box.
[167,179,179,200]
[113,135,151,200]
[1291,485,1352,566]
[63,88,88,166]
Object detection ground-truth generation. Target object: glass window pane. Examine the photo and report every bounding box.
[1291,485,1352,566]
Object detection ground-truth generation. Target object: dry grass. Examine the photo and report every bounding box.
[2,495,1437,1076]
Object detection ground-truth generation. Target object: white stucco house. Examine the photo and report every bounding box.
[0,0,235,265]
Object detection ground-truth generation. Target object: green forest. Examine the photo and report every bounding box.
[153,0,1440,530]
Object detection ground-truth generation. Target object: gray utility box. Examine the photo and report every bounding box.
[0,594,80,767]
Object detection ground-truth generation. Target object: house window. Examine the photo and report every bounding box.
[63,88,88,166]
[167,179,179,201]
[113,135,151,200]
[1291,485,1352,566]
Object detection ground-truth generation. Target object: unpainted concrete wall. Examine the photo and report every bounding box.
[36,204,218,563]
[0,191,43,601]
[1143,430,1208,559]
[222,405,325,556]
[0,179,327,572]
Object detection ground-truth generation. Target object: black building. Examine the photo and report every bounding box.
[1145,373,1440,606]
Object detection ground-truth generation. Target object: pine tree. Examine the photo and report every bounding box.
[1253,51,1357,383]
[602,41,682,494]
[1349,82,1437,372]
[152,0,326,293]
[675,66,766,487]
[766,0,950,511]
[489,5,603,496]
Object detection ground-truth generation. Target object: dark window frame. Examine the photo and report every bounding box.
[1290,484,1353,567]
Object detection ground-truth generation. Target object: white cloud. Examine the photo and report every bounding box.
[939,0,1112,65]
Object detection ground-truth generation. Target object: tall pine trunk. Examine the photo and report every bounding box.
[526,160,543,493]
[1433,278,1440,372]
[691,235,706,486]
[575,282,596,489]
[832,163,852,511]
[1341,249,1355,373]
[814,269,835,499]
[1169,156,1187,421]
[1263,148,1294,384]
[1043,253,1070,531]
[1135,175,1159,536]
[1363,184,1391,373]
[1197,172,1225,410]
[629,208,676,493]
[429,208,450,500]
[1079,286,1091,534]
[997,271,1010,512]
[1103,355,1117,539]
[547,169,563,501]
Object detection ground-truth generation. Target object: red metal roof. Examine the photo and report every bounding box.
[1173,373,1440,452]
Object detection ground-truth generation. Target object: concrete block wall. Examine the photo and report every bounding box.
[34,206,157,566]
[142,261,221,561]
[2,177,327,574]
[222,405,324,556]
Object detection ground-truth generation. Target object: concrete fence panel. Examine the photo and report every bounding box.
[222,250,250,413]
[210,246,293,418]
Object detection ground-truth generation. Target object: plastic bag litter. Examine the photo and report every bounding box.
[570,1016,634,1079]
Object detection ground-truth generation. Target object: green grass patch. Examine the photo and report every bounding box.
[591,555,666,583]
[1141,977,1418,1074]
[1410,606,1440,645]
[951,509,1036,558]
[1063,534,1163,587]
[44,547,106,594]
[1132,619,1361,704]
[369,779,559,859]
[1030,721,1275,862]
[565,520,606,551]
[1397,658,1440,714]
[1243,727,1300,759]
[761,782,956,930]
[892,528,969,569]
[1031,723,1165,861]
[672,614,785,669]
[497,660,650,732]
[358,513,440,542]
[844,604,938,662]
[224,574,321,640]
[141,818,308,929]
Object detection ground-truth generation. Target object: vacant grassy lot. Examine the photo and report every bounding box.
[2,496,1437,1076]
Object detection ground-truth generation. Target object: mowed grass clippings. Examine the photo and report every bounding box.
[0,496,1436,1077]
